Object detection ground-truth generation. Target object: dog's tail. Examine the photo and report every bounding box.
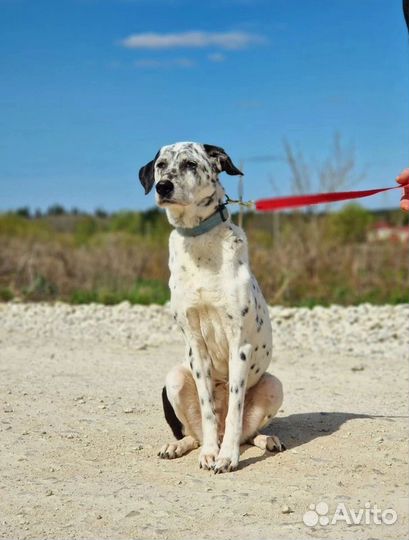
[161,386,184,440]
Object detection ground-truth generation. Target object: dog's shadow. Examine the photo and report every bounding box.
[238,411,404,470]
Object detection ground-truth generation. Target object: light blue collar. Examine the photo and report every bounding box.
[175,205,229,237]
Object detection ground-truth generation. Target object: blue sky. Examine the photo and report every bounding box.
[1,0,408,212]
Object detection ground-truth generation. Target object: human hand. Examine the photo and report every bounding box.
[396,169,409,211]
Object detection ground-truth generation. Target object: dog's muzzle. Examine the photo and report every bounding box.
[156,180,174,198]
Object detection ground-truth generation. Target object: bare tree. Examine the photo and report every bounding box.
[283,132,365,201]
[317,132,365,192]
[283,139,312,195]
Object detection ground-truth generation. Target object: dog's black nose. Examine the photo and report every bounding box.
[156,180,174,197]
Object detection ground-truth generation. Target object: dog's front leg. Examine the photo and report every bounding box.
[214,341,252,474]
[185,309,219,470]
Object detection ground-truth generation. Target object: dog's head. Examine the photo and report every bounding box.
[138,142,242,208]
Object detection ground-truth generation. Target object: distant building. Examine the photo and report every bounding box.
[367,222,409,243]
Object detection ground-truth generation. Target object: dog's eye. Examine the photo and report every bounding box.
[185,161,197,170]
[156,161,166,169]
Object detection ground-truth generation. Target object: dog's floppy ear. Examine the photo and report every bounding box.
[139,151,160,194]
[203,144,243,176]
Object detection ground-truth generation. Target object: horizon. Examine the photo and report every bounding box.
[1,0,408,213]
[3,201,406,219]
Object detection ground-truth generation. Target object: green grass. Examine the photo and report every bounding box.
[22,275,58,301]
[0,288,14,301]
[70,279,170,306]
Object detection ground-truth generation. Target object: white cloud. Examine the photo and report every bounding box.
[207,52,226,62]
[134,57,195,69]
[121,31,265,50]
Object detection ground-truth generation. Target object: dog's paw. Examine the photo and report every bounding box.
[157,442,185,459]
[213,455,239,474]
[265,435,286,453]
[249,433,286,452]
[213,446,240,474]
[158,436,199,460]
[199,447,218,470]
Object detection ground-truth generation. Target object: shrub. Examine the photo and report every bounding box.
[74,216,99,244]
[0,288,14,301]
[326,204,374,243]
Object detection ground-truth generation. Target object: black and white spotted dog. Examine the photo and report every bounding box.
[139,142,284,473]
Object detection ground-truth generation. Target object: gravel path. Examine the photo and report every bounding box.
[1,302,408,355]
[0,303,408,539]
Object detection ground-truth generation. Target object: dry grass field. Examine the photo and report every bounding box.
[0,206,407,307]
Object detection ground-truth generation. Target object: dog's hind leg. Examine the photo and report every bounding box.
[158,436,199,459]
[248,433,285,452]
[159,365,202,459]
[241,372,285,452]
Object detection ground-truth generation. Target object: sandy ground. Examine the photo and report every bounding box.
[0,304,408,540]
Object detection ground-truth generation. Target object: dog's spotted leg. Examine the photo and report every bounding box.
[213,342,253,474]
[185,308,219,470]
[193,342,219,470]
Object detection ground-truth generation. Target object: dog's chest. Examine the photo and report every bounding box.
[169,231,238,305]
[171,255,224,300]
[168,232,242,378]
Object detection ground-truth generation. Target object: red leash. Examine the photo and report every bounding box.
[254,185,402,212]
